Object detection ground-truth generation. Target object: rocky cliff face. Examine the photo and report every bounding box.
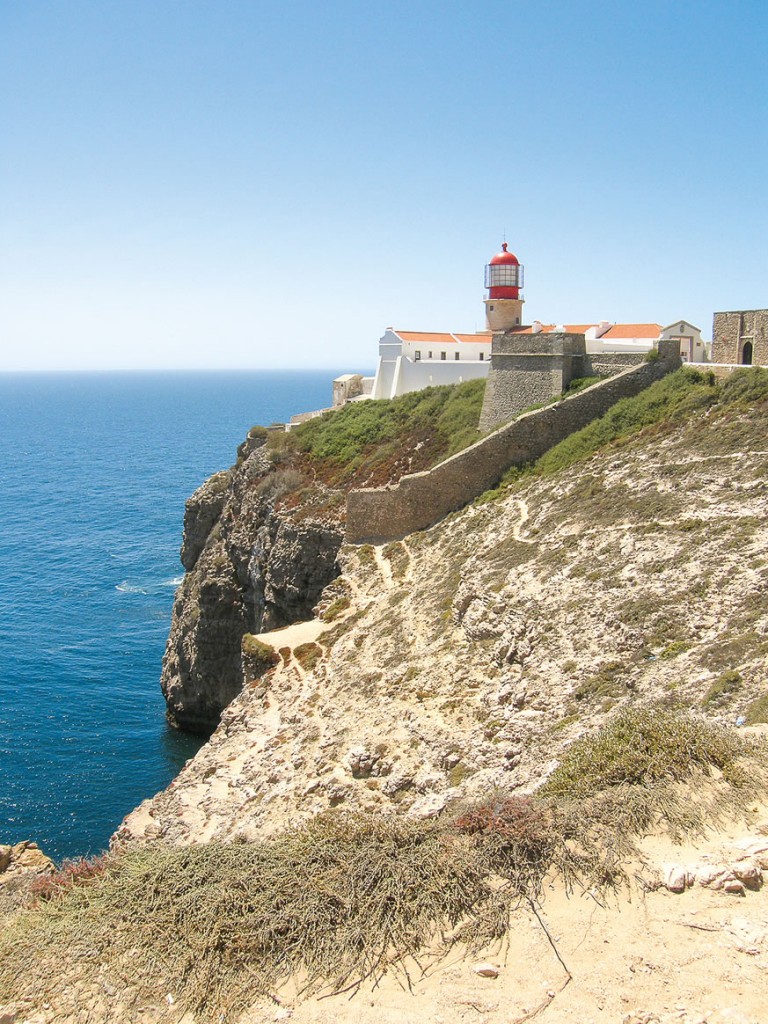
[121,388,768,845]
[161,434,345,733]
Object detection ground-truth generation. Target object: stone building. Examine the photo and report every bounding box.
[711,310,768,366]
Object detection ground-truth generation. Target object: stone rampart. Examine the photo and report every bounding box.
[585,352,645,376]
[346,343,681,544]
[479,332,587,431]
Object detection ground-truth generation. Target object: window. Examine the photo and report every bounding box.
[428,350,432,359]
[441,352,446,360]
[479,352,484,360]
[455,352,460,360]
[414,350,421,361]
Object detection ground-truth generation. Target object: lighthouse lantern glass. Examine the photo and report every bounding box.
[485,264,523,289]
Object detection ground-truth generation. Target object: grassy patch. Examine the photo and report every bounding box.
[533,368,719,478]
[3,708,767,1019]
[320,596,351,622]
[659,640,691,660]
[272,380,486,489]
[241,635,280,679]
[562,374,604,396]
[573,661,632,703]
[698,632,761,672]
[0,803,599,1019]
[383,541,410,579]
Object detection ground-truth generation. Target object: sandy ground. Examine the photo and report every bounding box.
[240,888,767,1024]
[253,619,328,650]
[238,822,768,1024]
[3,820,768,1024]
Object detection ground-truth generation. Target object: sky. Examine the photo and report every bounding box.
[1,0,767,371]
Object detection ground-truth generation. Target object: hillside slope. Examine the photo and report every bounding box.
[4,369,768,1024]
[121,369,768,846]
[161,380,485,732]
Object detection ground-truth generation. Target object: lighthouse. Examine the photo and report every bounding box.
[484,243,525,331]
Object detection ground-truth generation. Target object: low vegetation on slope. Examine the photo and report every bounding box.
[267,378,486,490]
[2,708,765,1021]
[535,365,768,476]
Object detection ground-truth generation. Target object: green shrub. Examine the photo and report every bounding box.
[294,642,323,671]
[745,693,768,725]
[534,369,719,477]
[720,366,768,406]
[541,705,751,801]
[703,670,743,707]
[320,596,351,622]
[255,468,306,501]
[241,635,280,679]
[268,380,486,486]
[573,661,629,702]
[659,640,691,660]
[562,375,603,396]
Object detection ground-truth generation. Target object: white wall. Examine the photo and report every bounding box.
[371,330,490,399]
[659,322,707,362]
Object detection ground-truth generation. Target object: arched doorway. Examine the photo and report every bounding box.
[742,341,753,365]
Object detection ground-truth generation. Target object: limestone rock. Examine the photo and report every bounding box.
[0,841,54,880]
[662,863,691,893]
[180,469,233,571]
[472,963,500,978]
[732,856,762,889]
[161,438,343,733]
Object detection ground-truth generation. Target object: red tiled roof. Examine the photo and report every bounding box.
[396,331,456,344]
[453,332,492,344]
[395,331,492,345]
[509,322,661,339]
[600,323,662,339]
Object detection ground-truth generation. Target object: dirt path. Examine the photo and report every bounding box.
[372,544,395,590]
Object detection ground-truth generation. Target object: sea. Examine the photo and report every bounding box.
[0,369,359,863]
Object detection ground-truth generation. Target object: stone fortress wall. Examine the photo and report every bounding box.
[712,310,768,367]
[345,341,681,544]
[478,333,651,432]
[478,331,588,432]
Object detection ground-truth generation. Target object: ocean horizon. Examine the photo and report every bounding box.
[0,368,369,862]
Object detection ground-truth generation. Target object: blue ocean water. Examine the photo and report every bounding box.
[0,370,355,862]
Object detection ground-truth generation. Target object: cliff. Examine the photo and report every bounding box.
[126,368,768,844]
[161,381,486,732]
[161,433,345,733]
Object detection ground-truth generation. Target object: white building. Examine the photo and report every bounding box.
[658,320,709,362]
[370,329,492,400]
[507,319,708,362]
[338,245,709,409]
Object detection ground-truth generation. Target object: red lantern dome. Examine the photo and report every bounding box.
[485,243,524,299]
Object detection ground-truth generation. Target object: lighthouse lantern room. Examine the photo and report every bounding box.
[484,243,525,331]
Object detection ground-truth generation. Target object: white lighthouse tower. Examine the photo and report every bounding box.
[484,243,525,331]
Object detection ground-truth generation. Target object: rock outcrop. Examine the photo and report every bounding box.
[161,435,344,733]
[0,841,54,918]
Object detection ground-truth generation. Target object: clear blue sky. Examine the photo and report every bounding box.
[2,0,766,370]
